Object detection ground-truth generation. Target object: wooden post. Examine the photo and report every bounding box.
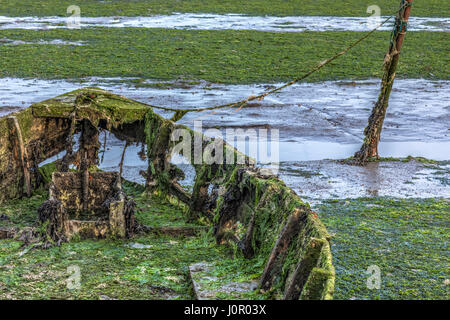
[118,141,129,184]
[354,0,413,162]
[80,119,90,212]
[78,119,100,211]
[60,112,76,172]
[7,116,32,197]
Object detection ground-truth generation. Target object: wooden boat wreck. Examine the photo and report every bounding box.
[0,87,334,300]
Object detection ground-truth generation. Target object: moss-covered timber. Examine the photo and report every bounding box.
[0,87,148,203]
[0,108,70,202]
[0,88,334,300]
[38,171,135,241]
[212,168,334,299]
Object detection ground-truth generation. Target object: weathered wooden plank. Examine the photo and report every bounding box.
[7,116,31,197]
[284,237,325,300]
[259,208,305,291]
[299,267,334,300]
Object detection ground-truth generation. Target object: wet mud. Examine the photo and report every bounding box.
[2,77,448,199]
[0,14,448,32]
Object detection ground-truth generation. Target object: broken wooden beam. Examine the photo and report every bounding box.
[81,156,90,212]
[118,141,129,184]
[7,116,32,197]
[60,112,76,172]
[238,205,256,259]
[169,181,192,204]
[79,119,100,211]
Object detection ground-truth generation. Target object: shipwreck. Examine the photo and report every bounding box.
[0,87,334,300]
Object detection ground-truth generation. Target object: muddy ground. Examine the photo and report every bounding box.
[281,160,450,204]
[1,78,449,145]
[0,14,449,32]
[0,4,448,300]
[2,77,449,199]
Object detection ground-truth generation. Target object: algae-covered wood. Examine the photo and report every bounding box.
[0,88,334,300]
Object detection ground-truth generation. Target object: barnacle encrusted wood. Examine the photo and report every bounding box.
[0,88,334,300]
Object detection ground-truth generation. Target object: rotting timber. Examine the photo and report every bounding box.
[354,0,414,162]
[0,87,334,300]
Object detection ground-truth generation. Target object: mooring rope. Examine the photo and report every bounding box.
[122,4,410,122]
[390,0,413,45]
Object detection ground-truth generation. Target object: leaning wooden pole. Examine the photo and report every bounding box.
[354,0,413,163]
[118,140,129,185]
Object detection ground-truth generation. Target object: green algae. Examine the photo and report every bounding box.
[1,0,447,17]
[318,197,450,300]
[0,179,305,300]
[0,189,48,229]
[38,162,58,185]
[32,87,150,127]
[0,29,448,83]
[0,182,235,300]
[0,178,315,300]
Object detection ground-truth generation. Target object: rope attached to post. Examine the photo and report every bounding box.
[390,0,413,45]
[142,6,408,121]
[76,5,410,123]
